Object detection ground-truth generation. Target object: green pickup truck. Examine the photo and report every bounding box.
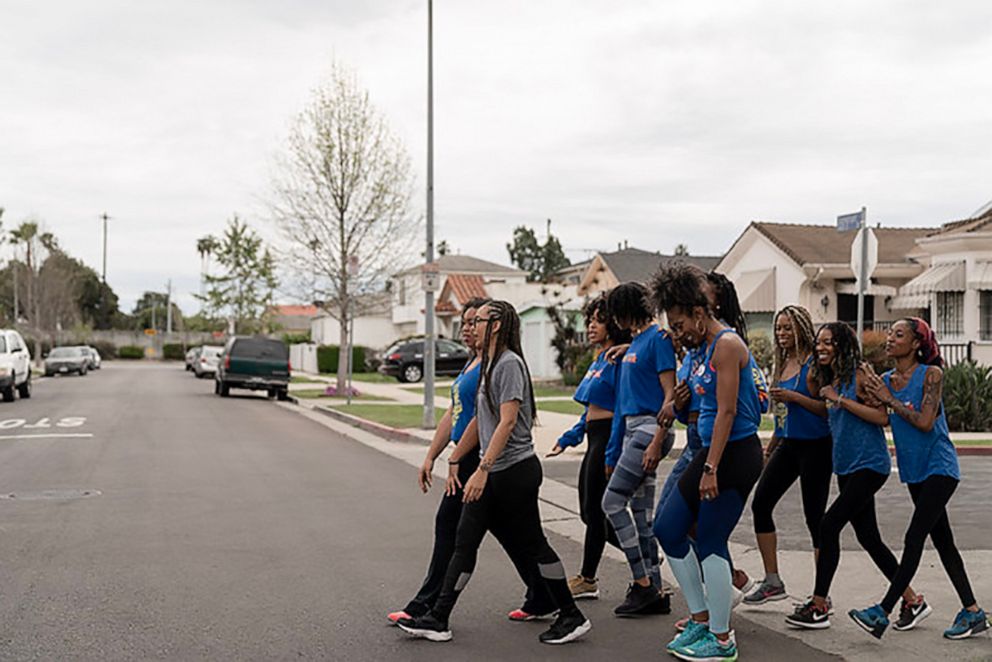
[214,336,291,400]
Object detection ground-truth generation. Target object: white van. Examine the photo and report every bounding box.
[0,329,32,402]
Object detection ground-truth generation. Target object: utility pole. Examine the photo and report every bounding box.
[166,279,173,335]
[422,0,437,429]
[100,212,110,282]
[856,206,868,348]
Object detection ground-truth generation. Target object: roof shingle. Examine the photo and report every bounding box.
[750,222,934,266]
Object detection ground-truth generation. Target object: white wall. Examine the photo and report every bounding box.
[290,344,319,374]
[521,317,560,380]
[311,315,398,350]
[719,231,808,313]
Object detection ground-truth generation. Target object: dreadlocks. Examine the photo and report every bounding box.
[585,293,632,345]
[477,300,537,425]
[649,262,710,315]
[772,305,817,383]
[707,271,748,343]
[900,317,944,367]
[607,282,654,329]
[811,322,860,390]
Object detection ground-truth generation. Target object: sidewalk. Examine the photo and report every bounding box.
[280,396,992,662]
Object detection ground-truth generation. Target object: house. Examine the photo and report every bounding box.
[310,292,395,350]
[519,299,585,380]
[267,305,319,334]
[715,221,934,334]
[577,247,723,296]
[894,203,992,365]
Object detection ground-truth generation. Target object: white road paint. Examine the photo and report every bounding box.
[0,433,94,441]
[0,417,88,430]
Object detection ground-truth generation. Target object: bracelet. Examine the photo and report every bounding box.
[448,459,459,465]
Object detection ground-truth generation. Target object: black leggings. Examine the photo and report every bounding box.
[404,452,552,616]
[578,418,620,578]
[880,475,976,612]
[751,436,832,548]
[432,456,577,622]
[814,470,901,599]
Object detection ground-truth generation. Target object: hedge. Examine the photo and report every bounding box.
[162,343,186,361]
[118,346,144,359]
[317,345,369,374]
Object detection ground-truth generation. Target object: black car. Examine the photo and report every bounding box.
[379,338,470,383]
[215,336,291,399]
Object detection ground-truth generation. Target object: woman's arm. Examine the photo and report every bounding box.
[463,400,520,502]
[418,407,453,492]
[444,418,480,496]
[549,409,587,456]
[832,371,887,426]
[877,366,943,432]
[699,336,745,500]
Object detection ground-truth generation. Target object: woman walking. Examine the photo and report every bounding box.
[397,300,590,645]
[546,294,629,600]
[652,263,765,662]
[848,318,989,640]
[745,306,831,605]
[601,282,677,617]
[786,322,920,630]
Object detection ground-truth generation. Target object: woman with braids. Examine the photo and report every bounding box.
[601,282,676,617]
[546,294,629,600]
[651,263,764,662]
[849,318,988,640]
[786,322,921,630]
[397,300,591,645]
[744,305,831,606]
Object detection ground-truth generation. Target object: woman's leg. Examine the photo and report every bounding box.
[798,436,833,555]
[578,420,615,579]
[751,439,802,578]
[656,452,707,618]
[602,418,656,585]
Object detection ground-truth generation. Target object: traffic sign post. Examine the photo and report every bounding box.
[840,206,875,348]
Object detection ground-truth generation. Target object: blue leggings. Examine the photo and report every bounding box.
[655,435,762,635]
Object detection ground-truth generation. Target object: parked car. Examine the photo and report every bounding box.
[81,346,102,370]
[378,338,470,383]
[44,346,89,377]
[185,346,201,372]
[0,329,32,402]
[194,345,223,379]
[214,336,291,400]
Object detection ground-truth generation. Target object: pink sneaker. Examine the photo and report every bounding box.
[508,608,557,622]
[675,615,691,632]
[387,610,411,625]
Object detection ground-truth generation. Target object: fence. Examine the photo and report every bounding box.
[290,344,319,374]
[943,342,973,367]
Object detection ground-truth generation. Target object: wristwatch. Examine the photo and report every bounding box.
[703,462,716,475]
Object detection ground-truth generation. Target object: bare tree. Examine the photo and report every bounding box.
[270,62,419,389]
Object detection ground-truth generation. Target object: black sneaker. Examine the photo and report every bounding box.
[539,610,592,645]
[893,598,932,631]
[614,583,667,617]
[396,612,452,642]
[785,599,831,629]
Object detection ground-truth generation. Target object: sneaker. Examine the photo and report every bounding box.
[538,610,592,645]
[614,582,668,617]
[893,597,932,631]
[668,619,709,652]
[943,607,991,640]
[732,569,755,594]
[508,608,557,622]
[568,574,600,600]
[785,598,831,629]
[396,612,452,642]
[671,629,738,661]
[849,604,890,639]
[743,580,788,605]
[386,610,411,625]
[674,615,691,632]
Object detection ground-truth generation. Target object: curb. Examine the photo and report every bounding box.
[288,396,427,445]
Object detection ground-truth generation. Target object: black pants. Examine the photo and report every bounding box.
[751,436,833,548]
[578,418,620,579]
[432,456,577,622]
[880,475,976,612]
[404,452,552,616]
[814,469,900,598]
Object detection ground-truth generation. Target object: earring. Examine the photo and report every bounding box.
[695,318,705,336]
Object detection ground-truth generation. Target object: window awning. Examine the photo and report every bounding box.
[898,262,966,296]
[835,282,898,297]
[889,294,929,310]
[968,261,992,290]
[737,268,776,312]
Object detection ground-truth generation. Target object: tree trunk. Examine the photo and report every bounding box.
[336,298,348,393]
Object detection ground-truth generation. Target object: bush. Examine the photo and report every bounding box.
[88,340,118,359]
[317,345,369,374]
[748,331,774,376]
[282,332,311,345]
[562,346,595,386]
[118,346,145,360]
[942,360,992,432]
[162,343,185,361]
[861,330,892,375]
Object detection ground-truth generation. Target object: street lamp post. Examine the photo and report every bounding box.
[422,0,436,429]
[100,212,111,282]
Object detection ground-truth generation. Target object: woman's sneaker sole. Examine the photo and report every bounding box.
[785,616,831,629]
[541,619,591,645]
[944,619,991,640]
[743,589,789,606]
[573,589,600,600]
[893,603,932,631]
[396,622,452,642]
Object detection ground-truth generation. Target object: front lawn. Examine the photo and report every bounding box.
[327,403,425,428]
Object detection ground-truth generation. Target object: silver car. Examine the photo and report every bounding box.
[193,345,223,378]
[44,346,89,376]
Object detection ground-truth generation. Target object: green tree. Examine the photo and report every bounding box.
[132,291,182,332]
[507,219,571,283]
[198,216,278,334]
[674,243,689,256]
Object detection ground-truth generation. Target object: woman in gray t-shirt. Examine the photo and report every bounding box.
[396,300,591,646]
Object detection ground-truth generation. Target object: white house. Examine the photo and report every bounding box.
[577,246,722,296]
[716,221,934,334]
[310,292,395,350]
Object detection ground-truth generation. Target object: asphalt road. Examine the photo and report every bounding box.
[0,363,839,661]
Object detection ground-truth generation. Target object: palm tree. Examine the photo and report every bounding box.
[9,221,39,325]
[196,235,218,303]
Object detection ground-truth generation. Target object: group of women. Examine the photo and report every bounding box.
[387,263,988,660]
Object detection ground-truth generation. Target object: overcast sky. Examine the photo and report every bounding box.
[2,0,991,313]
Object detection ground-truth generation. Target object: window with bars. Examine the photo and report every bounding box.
[935,292,964,337]
[981,291,992,341]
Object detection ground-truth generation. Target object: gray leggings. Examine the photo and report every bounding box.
[602,415,667,587]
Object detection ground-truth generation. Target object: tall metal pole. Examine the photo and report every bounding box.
[100,212,110,282]
[166,279,173,335]
[422,0,436,429]
[856,206,868,349]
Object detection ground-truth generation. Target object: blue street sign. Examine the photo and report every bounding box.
[837,210,864,232]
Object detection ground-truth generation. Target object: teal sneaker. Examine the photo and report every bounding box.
[671,630,738,661]
[849,604,890,639]
[667,619,708,652]
[943,607,990,640]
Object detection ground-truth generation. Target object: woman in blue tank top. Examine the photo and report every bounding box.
[787,322,920,631]
[849,318,988,640]
[650,263,763,662]
[746,305,831,606]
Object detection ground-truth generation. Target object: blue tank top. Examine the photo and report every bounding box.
[450,362,481,442]
[774,358,831,440]
[828,378,891,476]
[677,346,703,414]
[573,351,620,412]
[883,365,960,484]
[692,329,763,447]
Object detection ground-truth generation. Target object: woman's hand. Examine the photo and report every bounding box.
[445,462,463,496]
[418,457,435,493]
[769,386,796,403]
[462,469,488,503]
[657,401,676,428]
[642,438,663,473]
[604,344,630,364]
[861,368,892,405]
[699,471,719,502]
[820,384,839,404]
[546,443,565,458]
[605,465,615,479]
[672,380,691,410]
